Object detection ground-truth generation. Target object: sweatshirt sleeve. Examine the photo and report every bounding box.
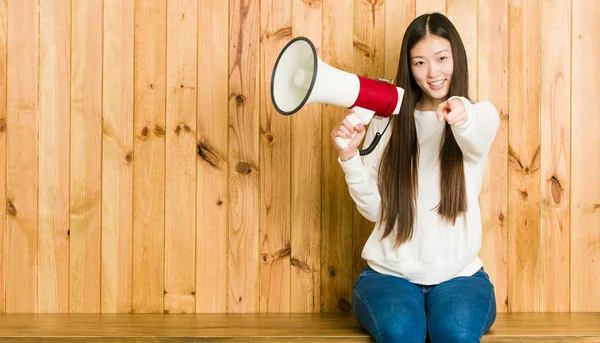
[449,96,500,163]
[337,118,388,222]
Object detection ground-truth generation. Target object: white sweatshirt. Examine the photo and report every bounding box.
[339,97,500,285]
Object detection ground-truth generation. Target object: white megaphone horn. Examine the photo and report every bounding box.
[270,36,405,151]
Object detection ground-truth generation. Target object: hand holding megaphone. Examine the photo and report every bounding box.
[270,36,404,154]
[331,108,372,151]
[330,109,368,158]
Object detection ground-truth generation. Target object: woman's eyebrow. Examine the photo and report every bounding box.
[411,49,450,60]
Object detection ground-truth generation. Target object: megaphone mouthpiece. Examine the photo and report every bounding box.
[293,69,313,90]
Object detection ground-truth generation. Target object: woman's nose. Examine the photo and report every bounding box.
[427,64,440,77]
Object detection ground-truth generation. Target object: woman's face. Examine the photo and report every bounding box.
[410,35,454,105]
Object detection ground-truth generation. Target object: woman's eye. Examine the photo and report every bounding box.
[415,61,424,66]
[439,56,448,61]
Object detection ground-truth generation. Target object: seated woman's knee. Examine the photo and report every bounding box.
[429,326,480,343]
[377,322,425,343]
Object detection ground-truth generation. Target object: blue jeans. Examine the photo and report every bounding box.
[352,265,496,343]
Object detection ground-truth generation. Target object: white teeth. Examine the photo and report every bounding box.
[430,80,444,86]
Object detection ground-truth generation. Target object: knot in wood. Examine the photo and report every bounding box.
[235,95,245,105]
[7,202,17,216]
[235,162,252,175]
[338,298,351,312]
[154,125,166,137]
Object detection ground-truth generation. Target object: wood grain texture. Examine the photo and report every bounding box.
[384,0,415,82]
[571,0,600,312]
[102,0,134,313]
[70,0,102,313]
[539,0,571,312]
[290,0,322,313]
[6,0,39,313]
[39,0,70,314]
[164,0,197,314]
[507,0,541,312]
[2,0,600,315]
[196,0,228,314]
[352,0,385,283]
[478,0,509,313]
[416,0,446,16]
[132,0,167,313]
[0,0,8,315]
[321,0,354,313]
[0,313,599,342]
[228,0,260,313]
[259,0,292,314]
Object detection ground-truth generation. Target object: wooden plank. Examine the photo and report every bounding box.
[196,0,228,314]
[0,0,7,315]
[321,0,353,313]
[102,0,134,313]
[290,0,322,313]
[70,0,103,313]
[0,313,599,342]
[352,0,385,283]
[132,0,167,313]
[0,313,371,341]
[38,0,70,313]
[164,0,197,314]
[416,0,446,16]
[507,0,540,312]
[477,0,509,313]
[6,0,39,313]
[384,0,414,82]
[228,0,260,313]
[447,0,477,100]
[571,0,600,312]
[259,0,291,313]
[539,0,570,313]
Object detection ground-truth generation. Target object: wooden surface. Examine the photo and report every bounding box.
[508,0,541,312]
[132,0,167,313]
[571,0,600,312]
[539,0,571,312]
[70,0,103,313]
[196,0,228,314]
[0,313,599,342]
[39,0,70,314]
[416,0,446,15]
[1,0,599,314]
[0,0,6,316]
[228,0,260,313]
[101,0,134,314]
[164,0,197,314]
[6,0,39,313]
[259,0,292,313]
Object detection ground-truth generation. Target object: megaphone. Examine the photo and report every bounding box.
[270,36,405,151]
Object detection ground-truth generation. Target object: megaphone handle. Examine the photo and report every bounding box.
[335,107,376,150]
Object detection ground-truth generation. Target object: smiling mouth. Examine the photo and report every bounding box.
[428,79,445,87]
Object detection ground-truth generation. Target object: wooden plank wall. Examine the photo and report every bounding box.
[0,0,598,314]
